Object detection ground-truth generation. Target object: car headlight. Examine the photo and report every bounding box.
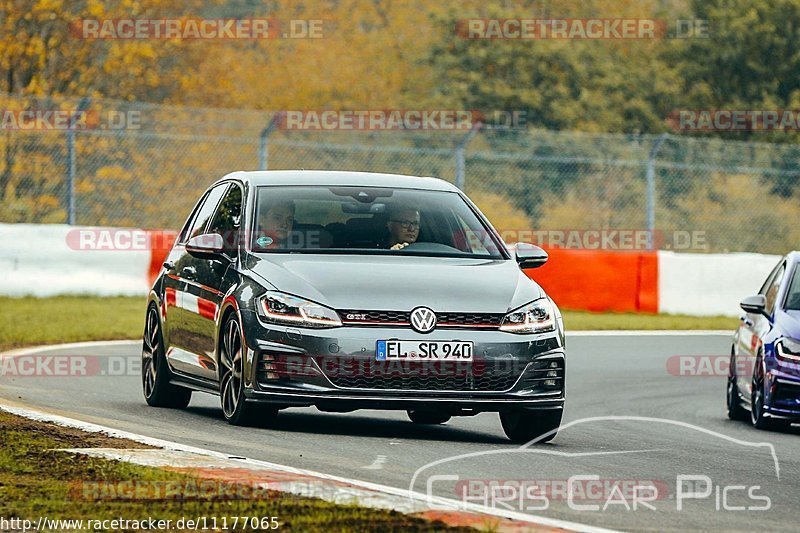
[776,338,800,362]
[258,291,342,328]
[500,298,555,334]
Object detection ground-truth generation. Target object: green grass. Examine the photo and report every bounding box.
[0,295,148,351]
[0,296,737,352]
[561,310,736,331]
[0,411,467,532]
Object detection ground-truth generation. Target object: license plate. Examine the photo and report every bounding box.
[376,340,473,361]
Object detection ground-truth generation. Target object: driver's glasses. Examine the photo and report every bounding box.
[391,219,420,230]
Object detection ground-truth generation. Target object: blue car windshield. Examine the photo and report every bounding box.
[251,185,505,259]
[786,266,800,310]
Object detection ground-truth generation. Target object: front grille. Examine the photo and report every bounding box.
[338,309,503,329]
[320,358,525,391]
[438,312,503,327]
[773,380,800,404]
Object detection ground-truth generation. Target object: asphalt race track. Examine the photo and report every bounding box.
[2,333,799,532]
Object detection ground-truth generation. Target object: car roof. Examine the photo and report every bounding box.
[215,170,460,192]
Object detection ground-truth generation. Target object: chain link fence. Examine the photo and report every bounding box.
[1,94,799,254]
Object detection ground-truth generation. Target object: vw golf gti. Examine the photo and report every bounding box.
[142,170,566,442]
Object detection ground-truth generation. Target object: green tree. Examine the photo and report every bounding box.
[425,1,685,133]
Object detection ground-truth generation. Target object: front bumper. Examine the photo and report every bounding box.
[240,310,566,413]
[765,368,800,419]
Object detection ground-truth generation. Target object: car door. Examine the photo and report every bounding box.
[187,182,243,376]
[737,261,785,398]
[163,182,229,379]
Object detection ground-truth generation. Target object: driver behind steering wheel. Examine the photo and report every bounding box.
[385,205,420,250]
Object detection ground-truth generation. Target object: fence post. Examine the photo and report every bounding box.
[66,97,91,225]
[646,133,669,249]
[258,112,283,170]
[455,121,482,191]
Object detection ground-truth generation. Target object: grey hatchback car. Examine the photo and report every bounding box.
[143,171,565,442]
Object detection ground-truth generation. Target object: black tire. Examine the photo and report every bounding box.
[142,305,192,408]
[500,409,562,444]
[727,351,748,421]
[750,355,789,431]
[219,314,278,426]
[407,409,451,425]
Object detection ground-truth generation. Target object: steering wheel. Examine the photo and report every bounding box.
[398,242,460,253]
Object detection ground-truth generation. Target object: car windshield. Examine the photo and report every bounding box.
[786,266,800,311]
[251,185,504,259]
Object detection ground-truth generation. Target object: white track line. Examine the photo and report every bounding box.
[567,330,731,336]
[1,339,140,357]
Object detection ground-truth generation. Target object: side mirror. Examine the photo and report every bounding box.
[740,294,768,317]
[514,242,548,269]
[185,233,226,259]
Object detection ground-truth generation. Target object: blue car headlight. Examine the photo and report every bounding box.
[258,291,342,328]
[500,298,556,334]
[776,338,800,362]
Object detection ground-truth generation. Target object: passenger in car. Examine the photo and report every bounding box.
[255,200,295,249]
[386,205,421,250]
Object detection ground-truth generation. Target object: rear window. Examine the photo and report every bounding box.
[251,185,504,259]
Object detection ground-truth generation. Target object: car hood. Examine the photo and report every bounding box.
[244,253,543,313]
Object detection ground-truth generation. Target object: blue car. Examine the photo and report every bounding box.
[728,251,800,430]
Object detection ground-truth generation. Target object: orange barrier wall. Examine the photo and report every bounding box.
[524,248,659,313]
[147,230,178,287]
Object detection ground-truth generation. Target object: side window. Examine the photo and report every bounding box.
[182,184,228,242]
[759,260,783,295]
[207,184,243,253]
[765,263,786,314]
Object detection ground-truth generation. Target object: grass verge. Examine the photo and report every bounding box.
[0,295,147,352]
[0,295,736,352]
[0,410,466,532]
[562,309,736,331]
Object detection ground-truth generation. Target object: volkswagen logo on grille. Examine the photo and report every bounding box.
[410,307,436,333]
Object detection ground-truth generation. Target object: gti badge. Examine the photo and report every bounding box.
[410,306,436,333]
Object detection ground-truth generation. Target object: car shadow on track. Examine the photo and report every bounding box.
[183,405,514,444]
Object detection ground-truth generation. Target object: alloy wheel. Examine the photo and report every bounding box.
[142,307,160,399]
[220,317,244,419]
